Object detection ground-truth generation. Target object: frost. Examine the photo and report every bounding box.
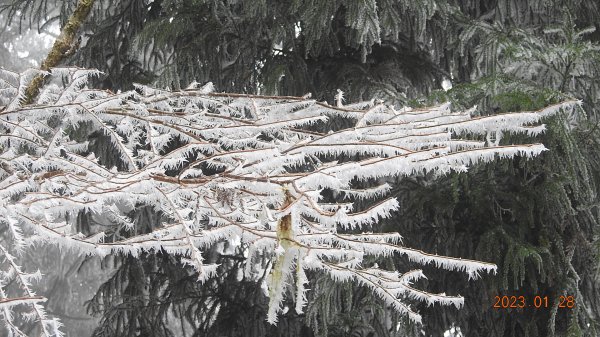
[0,67,579,330]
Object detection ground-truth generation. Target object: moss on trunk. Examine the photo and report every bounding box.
[22,0,96,105]
[268,187,296,307]
[277,191,294,249]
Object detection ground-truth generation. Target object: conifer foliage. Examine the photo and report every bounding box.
[0,67,579,335]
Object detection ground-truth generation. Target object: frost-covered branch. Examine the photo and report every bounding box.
[0,67,581,330]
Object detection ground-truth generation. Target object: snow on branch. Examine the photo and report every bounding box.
[0,67,581,330]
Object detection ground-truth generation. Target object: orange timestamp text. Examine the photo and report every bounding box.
[493,295,575,309]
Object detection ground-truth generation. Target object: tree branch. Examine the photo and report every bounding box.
[22,0,96,105]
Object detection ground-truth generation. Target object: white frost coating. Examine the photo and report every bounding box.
[0,67,579,331]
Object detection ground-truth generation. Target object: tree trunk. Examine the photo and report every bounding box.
[22,0,96,105]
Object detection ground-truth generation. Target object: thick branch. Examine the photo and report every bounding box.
[22,0,96,104]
